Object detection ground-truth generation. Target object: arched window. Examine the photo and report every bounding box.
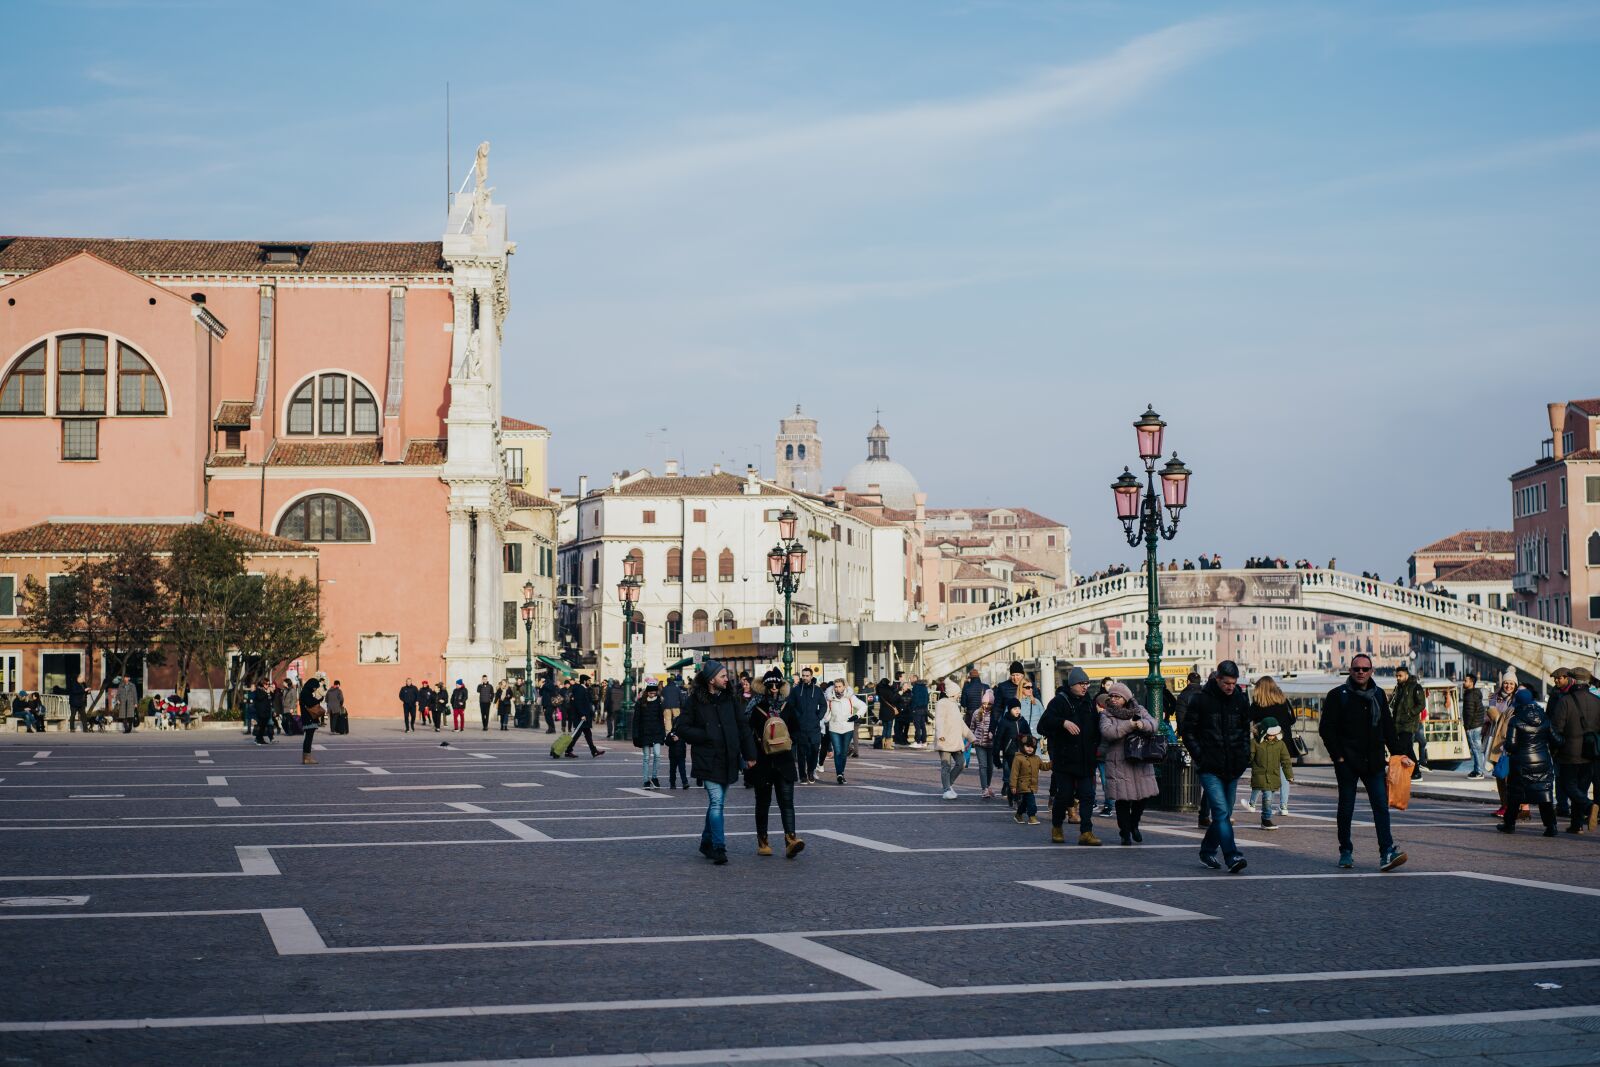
[625,546,644,575]
[785,444,794,460]
[56,335,107,414]
[286,373,379,436]
[665,547,682,583]
[797,609,811,624]
[718,548,735,582]
[665,611,683,644]
[716,609,737,631]
[798,444,806,460]
[691,548,707,583]
[628,611,645,638]
[763,609,782,626]
[117,344,165,414]
[275,493,371,543]
[691,609,709,633]
[0,344,46,414]
[1589,531,1600,567]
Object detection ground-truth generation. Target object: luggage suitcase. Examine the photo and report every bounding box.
[1386,755,1413,811]
[331,710,349,735]
[281,712,302,736]
[515,703,533,729]
[550,732,575,759]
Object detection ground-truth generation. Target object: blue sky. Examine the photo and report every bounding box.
[4,1,1598,576]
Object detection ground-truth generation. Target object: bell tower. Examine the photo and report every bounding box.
[775,405,822,494]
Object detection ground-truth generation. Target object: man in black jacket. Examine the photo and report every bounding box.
[1039,666,1102,846]
[563,675,604,758]
[477,675,496,731]
[1179,660,1252,873]
[398,678,419,733]
[67,672,88,733]
[875,678,901,750]
[960,667,986,724]
[1550,667,1600,833]
[1318,654,1408,871]
[675,659,757,864]
[783,667,827,784]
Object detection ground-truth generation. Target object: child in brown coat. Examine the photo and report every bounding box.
[1010,736,1051,825]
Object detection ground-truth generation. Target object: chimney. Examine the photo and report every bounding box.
[578,474,589,498]
[664,458,679,477]
[711,462,722,475]
[612,472,622,491]
[744,465,760,495]
[1548,402,1566,460]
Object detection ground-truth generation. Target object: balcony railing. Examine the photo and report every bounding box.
[1513,570,1540,595]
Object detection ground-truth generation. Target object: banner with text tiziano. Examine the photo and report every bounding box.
[1158,572,1302,608]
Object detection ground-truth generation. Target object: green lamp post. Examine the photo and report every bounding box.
[767,508,807,682]
[520,580,535,709]
[1111,405,1192,723]
[616,553,643,740]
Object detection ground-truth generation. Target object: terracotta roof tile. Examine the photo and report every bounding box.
[605,474,781,497]
[1432,558,1514,583]
[267,440,382,466]
[0,517,313,555]
[1414,530,1514,555]
[1570,399,1600,416]
[1564,449,1600,460]
[214,400,253,428]
[952,562,997,582]
[403,438,446,465]
[509,487,557,509]
[0,237,447,277]
[208,454,247,468]
[502,416,547,431]
[505,521,531,533]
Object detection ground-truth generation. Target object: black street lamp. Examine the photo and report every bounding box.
[1111,405,1192,722]
[615,553,642,740]
[767,508,807,682]
[520,580,535,708]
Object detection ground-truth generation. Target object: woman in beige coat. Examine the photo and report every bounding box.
[934,679,973,799]
[1098,681,1159,845]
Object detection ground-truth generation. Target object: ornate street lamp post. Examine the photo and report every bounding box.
[1111,405,1192,722]
[615,553,642,741]
[767,508,808,682]
[520,580,535,714]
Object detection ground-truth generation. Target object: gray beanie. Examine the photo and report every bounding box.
[1066,667,1090,687]
[698,659,726,684]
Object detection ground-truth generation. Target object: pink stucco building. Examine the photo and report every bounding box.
[0,171,517,712]
[1509,398,1600,632]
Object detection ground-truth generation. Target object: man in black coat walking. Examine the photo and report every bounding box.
[563,675,604,758]
[675,659,756,864]
[1039,666,1102,846]
[1318,654,1408,871]
[960,667,986,724]
[398,678,419,733]
[1179,660,1252,873]
[476,675,496,731]
[783,667,827,784]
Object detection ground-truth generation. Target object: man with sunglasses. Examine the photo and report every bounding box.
[1319,654,1409,872]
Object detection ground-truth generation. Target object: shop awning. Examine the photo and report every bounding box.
[536,655,576,677]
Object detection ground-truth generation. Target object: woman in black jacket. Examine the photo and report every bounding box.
[747,670,805,859]
[633,680,667,788]
[1499,688,1558,836]
[496,683,514,731]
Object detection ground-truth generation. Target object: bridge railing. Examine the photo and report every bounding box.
[934,568,1600,659]
[1301,570,1600,655]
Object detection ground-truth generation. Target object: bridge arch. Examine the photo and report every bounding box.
[920,569,1600,684]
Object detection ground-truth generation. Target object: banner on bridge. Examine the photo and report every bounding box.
[1159,572,1301,608]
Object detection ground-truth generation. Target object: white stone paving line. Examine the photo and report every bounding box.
[447,802,494,813]
[369,1003,1600,1066]
[206,776,227,786]
[0,844,279,881]
[358,784,484,792]
[363,767,393,775]
[213,797,241,808]
[616,787,670,799]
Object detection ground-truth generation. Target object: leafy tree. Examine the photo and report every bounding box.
[227,574,324,712]
[20,543,165,709]
[163,521,253,711]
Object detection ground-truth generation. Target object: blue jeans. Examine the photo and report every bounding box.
[1334,762,1394,857]
[830,732,851,776]
[1464,724,1487,776]
[1198,773,1242,862]
[700,780,729,850]
[640,743,661,783]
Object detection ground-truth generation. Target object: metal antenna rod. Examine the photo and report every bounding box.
[445,82,452,216]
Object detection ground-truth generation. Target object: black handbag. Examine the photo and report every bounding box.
[1125,732,1168,764]
[1289,735,1309,759]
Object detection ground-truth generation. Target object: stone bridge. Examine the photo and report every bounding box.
[920,569,1600,684]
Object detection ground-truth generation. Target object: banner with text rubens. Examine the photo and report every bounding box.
[1158,572,1301,608]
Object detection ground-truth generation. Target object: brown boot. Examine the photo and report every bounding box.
[1051,825,1065,844]
[756,835,773,857]
[784,833,805,859]
[1078,831,1102,846]
[302,754,317,765]
[883,740,895,751]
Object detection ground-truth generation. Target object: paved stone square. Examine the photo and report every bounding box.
[2,727,1599,1066]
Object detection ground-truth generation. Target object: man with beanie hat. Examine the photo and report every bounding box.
[1319,654,1408,871]
[1039,666,1102,845]
[783,666,827,785]
[994,661,1027,711]
[1180,660,1253,873]
[675,659,757,864]
[960,667,987,724]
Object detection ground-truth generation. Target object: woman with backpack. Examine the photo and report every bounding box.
[747,669,804,858]
[1097,681,1159,845]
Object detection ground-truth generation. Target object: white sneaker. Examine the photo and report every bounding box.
[1243,801,1256,811]
[942,788,958,800]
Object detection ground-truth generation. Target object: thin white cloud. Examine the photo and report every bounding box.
[525,17,1243,223]
[1308,128,1600,197]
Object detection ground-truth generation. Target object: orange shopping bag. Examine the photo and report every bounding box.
[1387,755,1413,811]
